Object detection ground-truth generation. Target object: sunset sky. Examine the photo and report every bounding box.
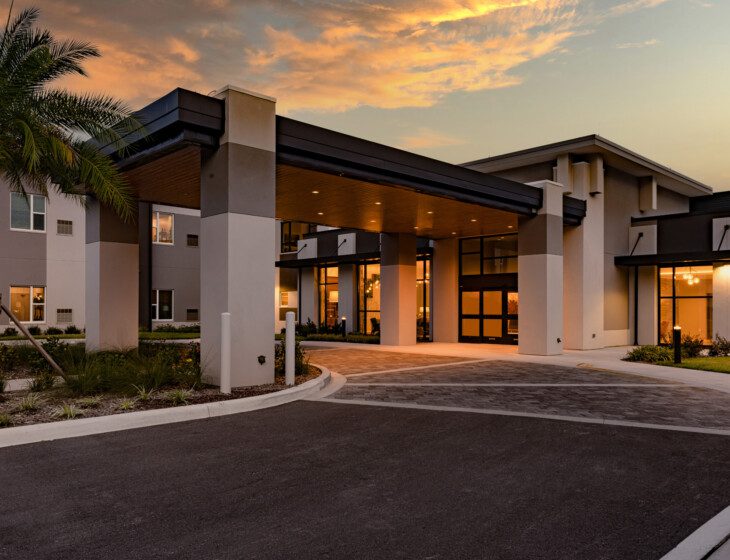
[24,0,730,189]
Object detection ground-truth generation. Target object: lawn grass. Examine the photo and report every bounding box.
[666,356,730,374]
[0,334,85,342]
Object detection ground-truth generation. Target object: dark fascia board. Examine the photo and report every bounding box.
[99,88,224,167]
[463,134,712,196]
[276,249,433,269]
[277,116,543,216]
[615,250,730,267]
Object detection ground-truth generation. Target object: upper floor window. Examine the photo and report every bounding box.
[10,285,45,322]
[152,211,174,244]
[186,234,199,247]
[10,193,45,232]
[280,221,316,253]
[460,234,518,276]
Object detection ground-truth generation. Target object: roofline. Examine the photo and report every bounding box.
[462,134,713,196]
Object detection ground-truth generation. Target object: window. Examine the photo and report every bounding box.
[151,290,174,321]
[10,193,45,232]
[659,266,713,345]
[151,212,174,244]
[10,286,45,322]
[318,267,339,329]
[358,262,381,334]
[417,256,431,341]
[56,308,73,323]
[460,234,518,276]
[186,234,198,247]
[280,221,316,253]
[186,308,199,322]
[56,220,73,235]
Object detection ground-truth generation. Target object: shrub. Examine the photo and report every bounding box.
[27,326,41,336]
[295,319,318,337]
[623,345,673,364]
[166,388,192,406]
[28,373,56,392]
[0,373,5,395]
[0,413,13,427]
[681,334,704,358]
[17,392,43,412]
[709,335,730,357]
[0,345,16,372]
[45,327,63,335]
[76,396,102,409]
[1,327,17,337]
[132,384,156,402]
[303,333,380,345]
[153,324,200,333]
[53,404,82,420]
[63,325,81,335]
[118,398,136,411]
[275,338,309,377]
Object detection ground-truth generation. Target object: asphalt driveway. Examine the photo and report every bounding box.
[1,399,729,560]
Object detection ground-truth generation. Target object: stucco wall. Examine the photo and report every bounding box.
[151,210,200,323]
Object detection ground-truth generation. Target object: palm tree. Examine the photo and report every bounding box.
[0,4,138,220]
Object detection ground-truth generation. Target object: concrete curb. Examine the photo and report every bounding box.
[659,505,730,560]
[0,365,331,449]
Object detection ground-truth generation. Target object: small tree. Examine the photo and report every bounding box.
[0,3,139,220]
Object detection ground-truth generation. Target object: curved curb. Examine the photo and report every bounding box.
[0,365,332,449]
[659,505,730,560]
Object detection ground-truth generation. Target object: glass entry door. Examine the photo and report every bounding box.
[459,288,518,344]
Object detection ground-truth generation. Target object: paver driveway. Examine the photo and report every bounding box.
[308,349,730,432]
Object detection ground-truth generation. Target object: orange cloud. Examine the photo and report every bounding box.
[398,127,465,149]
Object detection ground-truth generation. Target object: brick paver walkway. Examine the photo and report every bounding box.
[309,350,730,431]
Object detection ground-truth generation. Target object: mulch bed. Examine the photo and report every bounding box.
[0,366,321,428]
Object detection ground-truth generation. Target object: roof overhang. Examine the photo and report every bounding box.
[463,135,712,198]
[615,250,730,267]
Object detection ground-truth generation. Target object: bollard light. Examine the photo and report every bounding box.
[341,316,347,338]
[673,325,682,364]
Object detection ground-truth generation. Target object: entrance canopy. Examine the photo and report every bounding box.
[101,88,586,236]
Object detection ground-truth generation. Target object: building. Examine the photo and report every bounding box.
[2,85,728,388]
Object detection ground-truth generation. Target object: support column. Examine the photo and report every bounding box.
[338,264,357,333]
[85,200,139,351]
[299,268,318,326]
[713,264,730,340]
[518,181,563,355]
[637,266,658,345]
[432,238,459,343]
[380,233,417,346]
[563,160,604,350]
[200,87,276,387]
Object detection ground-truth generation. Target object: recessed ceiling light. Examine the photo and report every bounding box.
[470,219,477,222]
[370,220,376,223]
[427,211,433,215]
[312,190,319,194]
[451,232,457,235]
[375,202,382,205]
[508,225,514,229]
[317,212,324,216]
[414,226,419,229]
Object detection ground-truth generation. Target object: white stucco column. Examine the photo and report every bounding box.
[338,263,357,333]
[299,268,318,326]
[518,180,563,355]
[85,200,139,350]
[713,264,730,339]
[380,233,417,346]
[563,160,604,349]
[636,266,658,345]
[432,238,459,343]
[200,87,276,387]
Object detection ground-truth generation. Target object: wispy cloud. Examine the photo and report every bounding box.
[616,38,660,49]
[398,127,465,150]
[28,0,673,112]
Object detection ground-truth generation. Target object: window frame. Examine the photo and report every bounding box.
[10,285,46,323]
[657,265,713,345]
[186,234,199,247]
[10,193,46,233]
[318,266,339,329]
[151,289,174,321]
[151,211,175,245]
[357,260,381,334]
[459,233,518,276]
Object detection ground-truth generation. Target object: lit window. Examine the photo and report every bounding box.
[56,308,73,323]
[151,289,174,321]
[152,212,174,244]
[10,193,46,232]
[57,219,73,235]
[10,286,45,322]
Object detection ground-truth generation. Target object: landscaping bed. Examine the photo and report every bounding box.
[623,336,730,374]
[0,338,318,429]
